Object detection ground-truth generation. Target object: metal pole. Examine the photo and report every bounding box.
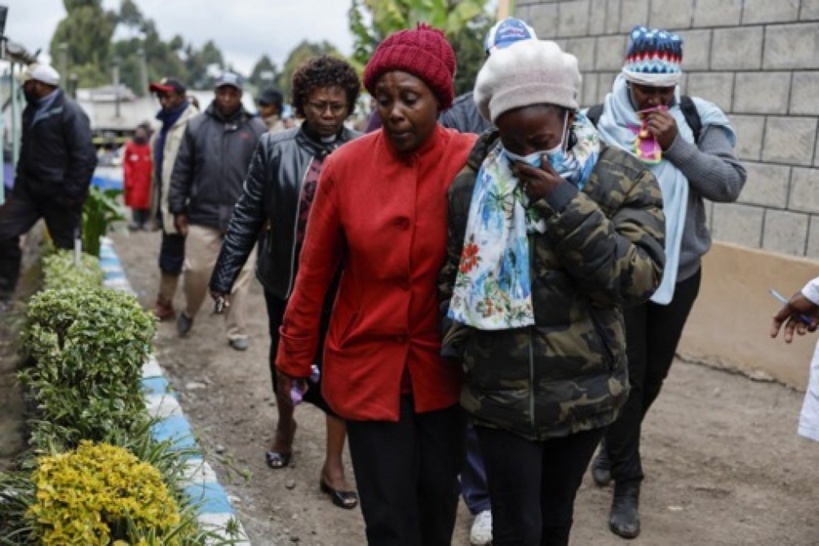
[10,61,19,168]
[112,58,120,118]
[497,0,515,19]
[0,51,5,206]
[59,42,68,80]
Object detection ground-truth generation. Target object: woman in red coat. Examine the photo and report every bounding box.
[123,124,153,230]
[276,25,476,546]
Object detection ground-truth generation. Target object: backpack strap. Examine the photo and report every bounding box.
[586,103,604,127]
[679,95,702,144]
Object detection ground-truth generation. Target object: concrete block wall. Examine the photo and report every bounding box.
[516,0,819,261]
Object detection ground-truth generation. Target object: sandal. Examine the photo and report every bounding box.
[265,421,297,469]
[320,478,359,509]
[265,450,292,469]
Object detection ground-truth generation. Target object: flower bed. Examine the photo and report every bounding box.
[0,247,247,544]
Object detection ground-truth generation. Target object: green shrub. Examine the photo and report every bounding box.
[41,250,104,291]
[83,187,125,258]
[20,287,156,451]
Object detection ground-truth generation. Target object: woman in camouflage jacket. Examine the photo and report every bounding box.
[438,39,666,546]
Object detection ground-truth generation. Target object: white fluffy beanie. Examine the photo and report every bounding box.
[474,39,581,123]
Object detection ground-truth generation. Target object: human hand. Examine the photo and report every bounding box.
[173,214,189,236]
[770,292,819,343]
[275,370,306,407]
[642,109,679,150]
[512,159,564,202]
[209,291,231,314]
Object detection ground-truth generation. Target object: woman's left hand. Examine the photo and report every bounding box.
[643,109,679,150]
[513,160,564,202]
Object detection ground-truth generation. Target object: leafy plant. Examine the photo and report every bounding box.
[20,287,156,451]
[41,250,104,291]
[82,186,125,257]
[348,0,493,95]
[26,441,187,545]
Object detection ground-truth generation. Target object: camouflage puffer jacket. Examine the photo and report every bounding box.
[438,130,666,441]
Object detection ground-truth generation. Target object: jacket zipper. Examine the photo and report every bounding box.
[284,155,314,298]
[588,304,616,371]
[528,236,536,433]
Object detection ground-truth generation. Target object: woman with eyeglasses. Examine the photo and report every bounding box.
[276,25,477,545]
[209,55,361,509]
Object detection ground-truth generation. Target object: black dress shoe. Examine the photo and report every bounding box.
[609,482,641,539]
[320,478,359,510]
[591,447,612,487]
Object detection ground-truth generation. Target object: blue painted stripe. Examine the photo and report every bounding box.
[150,415,198,452]
[142,376,172,396]
[100,239,248,542]
[183,482,234,514]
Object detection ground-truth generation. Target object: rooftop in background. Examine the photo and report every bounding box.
[76,85,259,132]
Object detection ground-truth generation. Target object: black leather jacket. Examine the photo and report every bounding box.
[168,103,266,232]
[210,125,360,298]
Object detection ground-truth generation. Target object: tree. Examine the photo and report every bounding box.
[50,0,118,87]
[276,41,343,102]
[248,55,279,95]
[348,0,492,96]
[183,40,226,90]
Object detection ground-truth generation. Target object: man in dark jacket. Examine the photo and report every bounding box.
[0,63,96,300]
[168,72,265,350]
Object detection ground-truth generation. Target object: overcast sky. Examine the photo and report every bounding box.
[2,0,355,73]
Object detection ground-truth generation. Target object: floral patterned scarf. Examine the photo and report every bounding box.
[448,114,600,330]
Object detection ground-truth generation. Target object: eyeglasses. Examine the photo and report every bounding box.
[306,101,347,116]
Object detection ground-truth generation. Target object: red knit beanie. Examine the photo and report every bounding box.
[363,23,456,109]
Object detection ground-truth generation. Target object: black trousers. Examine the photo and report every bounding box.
[158,230,185,275]
[477,426,605,546]
[605,268,702,484]
[0,184,83,298]
[346,397,465,546]
[263,290,334,415]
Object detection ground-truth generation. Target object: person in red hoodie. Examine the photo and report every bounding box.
[277,24,477,546]
[123,123,153,230]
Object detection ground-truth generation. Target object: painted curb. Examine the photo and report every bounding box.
[100,238,251,544]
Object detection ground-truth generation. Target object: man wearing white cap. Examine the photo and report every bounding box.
[0,63,96,300]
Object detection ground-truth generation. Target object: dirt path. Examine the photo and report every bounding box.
[113,229,819,546]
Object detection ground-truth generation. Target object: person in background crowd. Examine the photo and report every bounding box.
[276,25,476,546]
[589,26,746,539]
[123,123,153,231]
[148,77,199,321]
[168,72,266,351]
[0,63,96,301]
[256,88,286,133]
[209,55,361,509]
[436,16,539,546]
[438,38,666,546]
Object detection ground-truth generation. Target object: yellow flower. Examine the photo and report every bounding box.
[27,441,188,545]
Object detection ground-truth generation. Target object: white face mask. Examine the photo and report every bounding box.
[503,110,569,169]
